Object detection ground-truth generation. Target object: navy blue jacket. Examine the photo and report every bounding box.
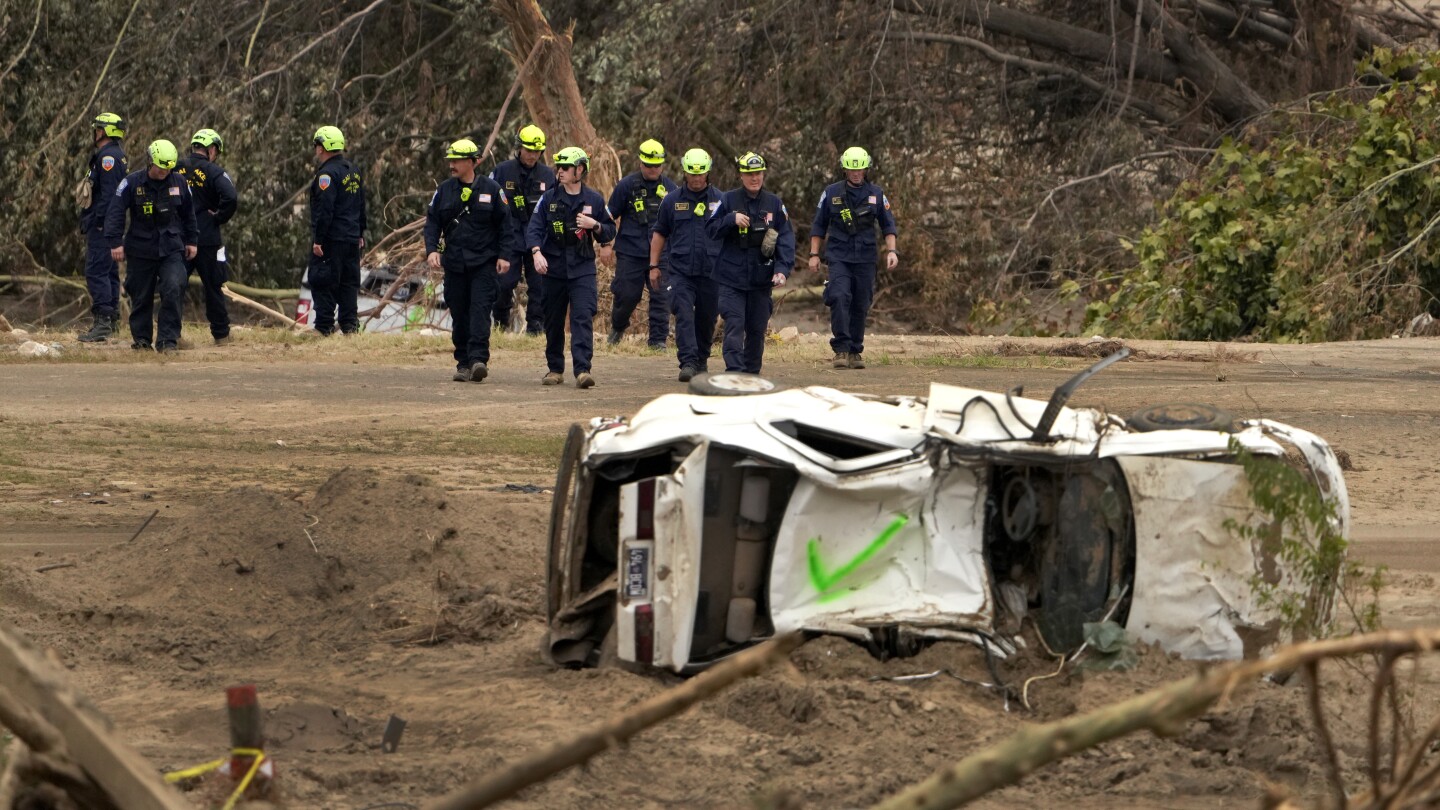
[82,140,127,234]
[524,185,616,280]
[176,153,238,247]
[653,184,723,278]
[811,180,897,263]
[423,175,515,271]
[607,170,678,259]
[310,154,366,244]
[706,187,797,290]
[103,169,199,259]
[490,156,556,259]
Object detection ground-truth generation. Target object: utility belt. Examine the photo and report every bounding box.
[831,204,876,236]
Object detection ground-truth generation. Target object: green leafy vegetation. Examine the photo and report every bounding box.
[1226,438,1381,641]
[1092,49,1440,342]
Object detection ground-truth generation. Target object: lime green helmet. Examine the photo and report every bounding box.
[92,112,125,139]
[736,152,767,173]
[518,124,546,152]
[148,139,179,170]
[841,146,871,170]
[638,138,666,166]
[681,148,712,175]
[191,128,223,153]
[553,146,589,170]
[312,125,345,152]
[446,138,480,160]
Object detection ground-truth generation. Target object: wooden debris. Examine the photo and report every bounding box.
[0,623,191,810]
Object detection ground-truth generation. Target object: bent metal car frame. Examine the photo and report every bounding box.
[544,350,1350,674]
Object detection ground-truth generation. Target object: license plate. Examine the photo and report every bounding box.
[625,547,650,599]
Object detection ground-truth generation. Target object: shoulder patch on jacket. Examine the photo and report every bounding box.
[101,156,115,171]
[317,174,331,191]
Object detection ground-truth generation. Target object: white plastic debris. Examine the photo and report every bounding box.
[17,340,57,357]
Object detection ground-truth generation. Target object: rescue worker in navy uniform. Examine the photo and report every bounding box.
[525,147,616,389]
[489,124,554,334]
[78,112,128,343]
[308,125,367,335]
[809,146,898,369]
[103,140,198,354]
[606,139,677,348]
[706,152,796,374]
[650,148,723,382]
[176,129,239,345]
[424,139,515,383]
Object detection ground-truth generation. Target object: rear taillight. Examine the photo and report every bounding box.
[635,604,654,664]
[637,479,655,540]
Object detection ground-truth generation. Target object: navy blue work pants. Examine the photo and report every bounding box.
[311,240,362,335]
[668,273,718,371]
[124,253,187,346]
[717,284,771,374]
[494,251,544,334]
[186,245,230,339]
[84,230,121,318]
[824,259,876,355]
[610,254,669,346]
[542,273,597,375]
[445,262,500,369]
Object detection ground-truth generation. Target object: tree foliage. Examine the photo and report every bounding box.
[0,0,1435,334]
[1091,48,1440,342]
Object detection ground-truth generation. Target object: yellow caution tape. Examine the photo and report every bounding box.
[163,747,268,810]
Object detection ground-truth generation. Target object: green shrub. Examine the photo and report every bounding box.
[1090,49,1440,342]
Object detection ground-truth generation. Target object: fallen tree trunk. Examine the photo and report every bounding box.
[0,275,299,299]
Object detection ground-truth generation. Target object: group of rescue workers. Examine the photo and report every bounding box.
[79,113,899,386]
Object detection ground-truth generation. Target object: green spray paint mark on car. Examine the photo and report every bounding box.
[807,514,910,602]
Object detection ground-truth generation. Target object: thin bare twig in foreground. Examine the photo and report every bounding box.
[423,633,805,810]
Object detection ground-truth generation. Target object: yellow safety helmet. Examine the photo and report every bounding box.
[554,146,589,169]
[681,148,712,175]
[191,128,224,154]
[736,152,767,173]
[841,146,871,170]
[312,125,345,152]
[93,112,125,139]
[518,124,546,152]
[446,138,481,160]
[638,138,666,166]
[148,139,179,170]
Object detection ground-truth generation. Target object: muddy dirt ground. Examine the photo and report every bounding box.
[1,329,1438,809]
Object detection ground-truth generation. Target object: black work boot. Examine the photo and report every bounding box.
[607,329,623,346]
[77,317,114,343]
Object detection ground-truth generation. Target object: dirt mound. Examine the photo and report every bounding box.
[1,468,547,667]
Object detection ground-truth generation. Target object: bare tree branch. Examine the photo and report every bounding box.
[242,0,389,89]
[0,0,43,89]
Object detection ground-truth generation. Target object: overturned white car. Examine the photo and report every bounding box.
[544,351,1350,673]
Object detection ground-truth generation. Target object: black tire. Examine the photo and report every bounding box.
[687,372,780,397]
[1128,403,1235,433]
[546,423,586,622]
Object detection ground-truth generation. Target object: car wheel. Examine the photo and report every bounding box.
[1128,403,1235,433]
[687,372,780,397]
[546,423,585,621]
